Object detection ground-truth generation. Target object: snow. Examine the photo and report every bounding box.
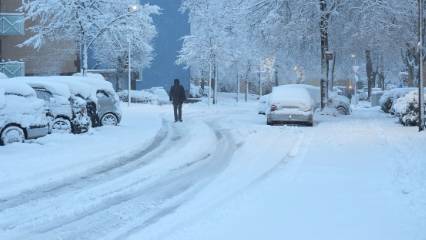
[0,93,425,240]
[0,81,37,97]
[118,88,170,105]
[269,85,313,111]
[11,77,71,99]
[0,106,163,197]
[0,72,8,79]
[0,82,47,128]
[0,89,5,108]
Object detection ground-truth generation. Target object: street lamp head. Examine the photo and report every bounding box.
[351,54,356,58]
[128,4,140,13]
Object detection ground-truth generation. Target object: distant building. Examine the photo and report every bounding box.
[139,0,189,90]
[0,0,78,77]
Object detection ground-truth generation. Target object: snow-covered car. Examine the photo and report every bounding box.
[379,88,417,114]
[71,76,122,126]
[11,77,90,134]
[43,78,94,133]
[267,86,314,126]
[0,82,49,145]
[393,90,426,126]
[119,88,170,105]
[258,94,270,115]
[285,84,351,115]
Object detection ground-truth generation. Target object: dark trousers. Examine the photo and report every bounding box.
[173,103,183,121]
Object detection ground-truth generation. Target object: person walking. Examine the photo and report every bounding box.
[169,79,186,122]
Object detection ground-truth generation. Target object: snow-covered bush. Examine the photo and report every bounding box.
[380,88,416,113]
[393,91,426,126]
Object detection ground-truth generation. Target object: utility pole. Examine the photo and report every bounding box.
[237,72,240,103]
[214,63,218,104]
[419,0,425,131]
[127,35,132,107]
[208,60,212,106]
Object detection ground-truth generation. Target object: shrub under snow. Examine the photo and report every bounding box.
[379,88,416,113]
[393,90,426,126]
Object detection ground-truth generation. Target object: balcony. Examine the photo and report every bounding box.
[0,13,24,36]
[0,61,25,77]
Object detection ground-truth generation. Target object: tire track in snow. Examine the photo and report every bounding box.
[0,120,238,240]
[0,120,171,212]
[2,121,238,240]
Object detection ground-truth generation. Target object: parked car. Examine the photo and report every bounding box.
[71,76,122,126]
[286,84,351,115]
[0,82,49,145]
[258,94,270,115]
[267,86,314,126]
[11,77,92,134]
[51,78,96,126]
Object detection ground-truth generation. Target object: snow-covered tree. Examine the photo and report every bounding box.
[20,0,159,75]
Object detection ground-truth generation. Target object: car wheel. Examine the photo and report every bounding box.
[52,117,72,134]
[1,126,25,145]
[267,119,273,126]
[336,106,348,115]
[101,113,119,126]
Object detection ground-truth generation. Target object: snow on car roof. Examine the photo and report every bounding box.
[72,73,115,92]
[10,77,71,99]
[13,76,97,101]
[270,85,313,107]
[0,80,36,97]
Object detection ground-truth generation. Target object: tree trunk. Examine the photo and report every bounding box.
[331,53,336,90]
[320,0,330,101]
[366,50,373,100]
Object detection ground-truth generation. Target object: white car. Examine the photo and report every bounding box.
[286,84,351,115]
[0,82,49,145]
[267,86,314,126]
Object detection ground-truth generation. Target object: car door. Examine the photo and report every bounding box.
[96,90,112,117]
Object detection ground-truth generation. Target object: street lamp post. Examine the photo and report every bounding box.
[127,4,141,107]
[419,0,425,131]
[351,54,359,105]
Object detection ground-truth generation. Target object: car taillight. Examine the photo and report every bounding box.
[271,105,277,111]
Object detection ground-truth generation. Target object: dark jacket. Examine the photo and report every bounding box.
[170,84,186,104]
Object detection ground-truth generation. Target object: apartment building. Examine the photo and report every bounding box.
[0,0,79,77]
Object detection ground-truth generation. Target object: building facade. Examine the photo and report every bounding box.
[0,0,79,77]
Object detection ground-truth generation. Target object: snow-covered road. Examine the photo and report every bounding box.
[0,98,425,240]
